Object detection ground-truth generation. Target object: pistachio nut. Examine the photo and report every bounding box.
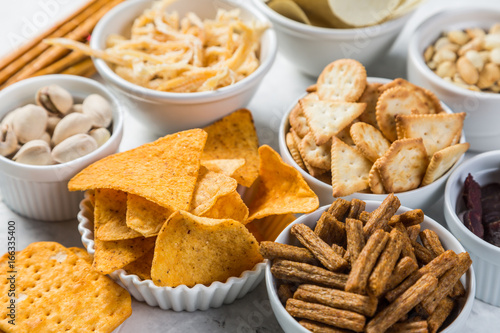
[12,104,48,144]
[89,128,111,147]
[36,84,73,116]
[13,139,54,165]
[52,112,93,146]
[82,94,112,128]
[0,125,19,157]
[70,104,83,113]
[46,116,61,136]
[38,132,51,146]
[0,107,21,129]
[51,134,98,164]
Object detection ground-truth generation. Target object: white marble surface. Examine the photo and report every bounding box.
[1,0,500,332]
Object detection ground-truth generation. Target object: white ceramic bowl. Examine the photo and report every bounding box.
[0,75,123,221]
[77,194,266,311]
[266,201,476,333]
[90,0,277,134]
[251,0,415,77]
[444,150,500,306]
[408,8,500,152]
[279,77,466,209]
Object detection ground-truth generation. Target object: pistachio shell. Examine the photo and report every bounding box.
[52,113,93,146]
[0,125,18,157]
[38,132,51,145]
[13,139,54,165]
[47,116,61,136]
[36,85,73,115]
[12,104,48,144]
[1,108,21,129]
[51,134,98,163]
[89,128,111,147]
[82,94,112,128]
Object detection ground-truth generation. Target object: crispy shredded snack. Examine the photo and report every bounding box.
[45,0,268,92]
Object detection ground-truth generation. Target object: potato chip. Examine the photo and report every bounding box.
[421,143,470,186]
[0,242,131,333]
[69,129,207,211]
[328,0,401,27]
[376,138,428,192]
[123,249,155,281]
[126,194,173,237]
[330,137,372,197]
[94,188,142,241]
[247,145,319,222]
[246,213,297,242]
[190,166,238,216]
[202,109,259,187]
[317,59,367,102]
[151,211,262,287]
[200,158,245,178]
[200,191,249,224]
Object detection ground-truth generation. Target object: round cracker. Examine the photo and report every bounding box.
[317,59,367,102]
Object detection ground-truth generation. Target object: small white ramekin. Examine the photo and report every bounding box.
[77,194,266,311]
[407,7,500,152]
[0,75,123,221]
[444,150,500,306]
[90,0,277,134]
[266,201,476,333]
[251,0,416,77]
[279,77,466,209]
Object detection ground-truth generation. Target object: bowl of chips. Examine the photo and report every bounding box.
[407,8,500,152]
[264,197,475,332]
[251,0,420,77]
[0,74,123,221]
[83,0,277,134]
[444,150,500,306]
[279,59,469,209]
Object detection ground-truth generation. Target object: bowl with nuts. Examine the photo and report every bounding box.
[408,7,500,152]
[0,74,123,221]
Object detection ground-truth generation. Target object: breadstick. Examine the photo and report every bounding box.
[347,198,366,219]
[32,51,88,77]
[388,209,424,227]
[363,193,400,239]
[383,256,419,294]
[60,58,94,76]
[314,212,346,246]
[345,218,365,266]
[427,297,455,333]
[299,319,353,333]
[259,241,319,265]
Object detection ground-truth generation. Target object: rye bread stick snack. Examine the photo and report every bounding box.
[427,297,455,333]
[345,218,365,265]
[347,198,366,219]
[265,196,471,332]
[363,193,400,238]
[260,241,319,265]
[388,209,424,227]
[314,211,346,246]
[393,222,417,262]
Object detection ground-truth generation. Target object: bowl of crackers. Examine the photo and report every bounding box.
[48,0,277,134]
[279,59,469,209]
[263,196,475,333]
[407,8,500,152]
[444,150,500,306]
[74,110,320,311]
[251,0,422,77]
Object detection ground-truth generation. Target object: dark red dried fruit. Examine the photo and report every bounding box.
[485,221,500,247]
[462,174,484,239]
[481,183,500,225]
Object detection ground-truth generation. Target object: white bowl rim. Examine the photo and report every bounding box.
[90,0,277,102]
[77,194,267,293]
[251,0,416,37]
[0,74,124,172]
[408,7,500,100]
[279,76,466,197]
[266,201,476,333]
[444,150,500,254]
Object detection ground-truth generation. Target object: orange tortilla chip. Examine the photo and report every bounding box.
[202,109,259,187]
[94,188,142,241]
[151,211,263,287]
[200,158,246,178]
[201,191,249,224]
[123,249,154,281]
[69,129,207,211]
[247,145,319,222]
[126,194,173,237]
[189,166,238,216]
[247,214,297,241]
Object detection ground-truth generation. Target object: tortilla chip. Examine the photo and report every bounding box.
[247,145,319,222]
[68,129,207,211]
[126,194,173,237]
[122,249,154,281]
[189,166,238,216]
[94,188,142,241]
[200,191,249,224]
[202,109,259,187]
[151,211,263,287]
[200,158,246,178]
[246,214,297,242]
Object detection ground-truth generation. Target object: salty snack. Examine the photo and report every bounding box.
[460,173,500,247]
[47,0,268,93]
[72,109,318,287]
[286,59,468,197]
[424,23,500,93]
[267,0,424,28]
[0,84,112,164]
[263,197,472,333]
[0,242,131,332]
